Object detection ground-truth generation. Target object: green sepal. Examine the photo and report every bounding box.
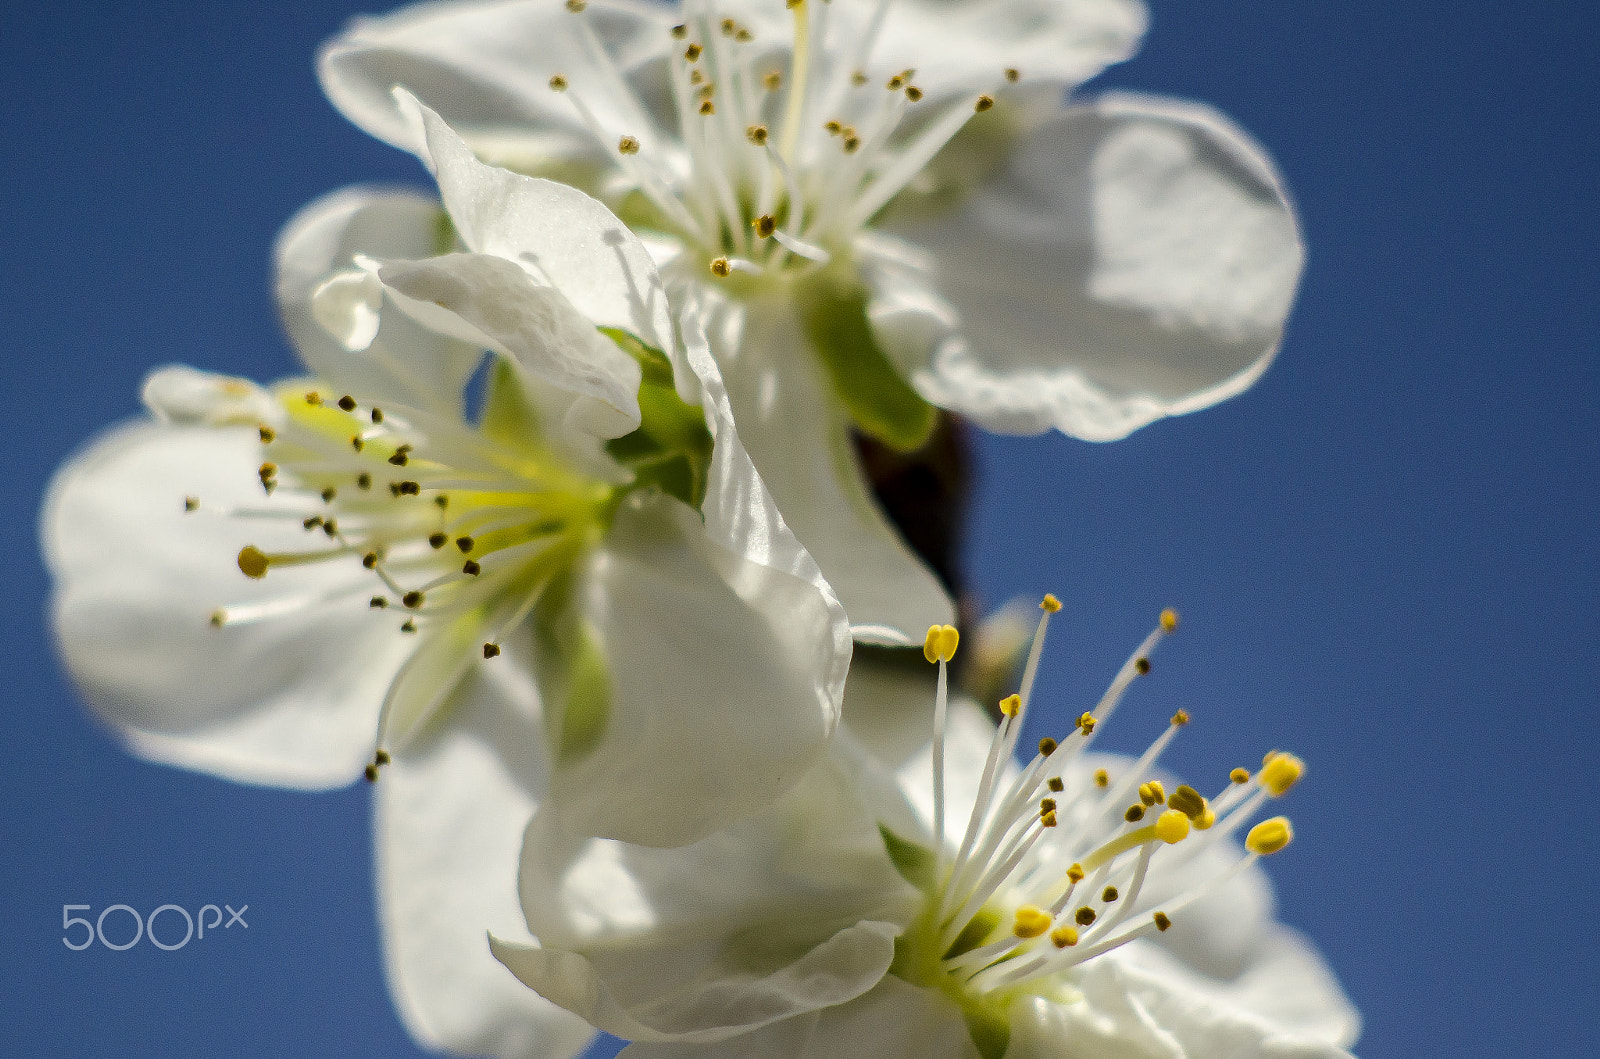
[962,1004,1012,1059]
[796,276,936,452]
[531,572,613,764]
[879,824,938,893]
[601,328,714,510]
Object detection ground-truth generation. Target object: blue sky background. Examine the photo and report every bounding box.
[2,1,1595,1056]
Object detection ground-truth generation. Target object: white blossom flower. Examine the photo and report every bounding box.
[42,102,853,853]
[488,600,1359,1058]
[319,0,1303,640]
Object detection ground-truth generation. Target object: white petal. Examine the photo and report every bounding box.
[499,749,915,1042]
[140,365,281,427]
[401,92,676,356]
[880,93,1303,441]
[697,292,953,642]
[374,251,643,438]
[1008,940,1359,1059]
[850,0,1146,99]
[276,186,486,418]
[42,419,412,787]
[319,0,671,165]
[376,655,596,1059]
[546,490,848,847]
[618,977,978,1059]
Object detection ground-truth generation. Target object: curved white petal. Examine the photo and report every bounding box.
[275,185,483,416]
[498,747,916,1042]
[879,93,1303,441]
[376,653,596,1059]
[546,489,847,847]
[696,291,953,643]
[402,92,676,356]
[1008,934,1359,1059]
[371,251,643,438]
[319,0,671,165]
[618,976,978,1059]
[42,419,412,787]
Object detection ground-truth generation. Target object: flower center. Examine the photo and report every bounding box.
[890,601,1304,1058]
[197,380,614,769]
[553,0,1007,286]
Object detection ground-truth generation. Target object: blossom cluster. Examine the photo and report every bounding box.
[43,0,1358,1056]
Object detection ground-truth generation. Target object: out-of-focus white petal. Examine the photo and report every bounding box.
[881,93,1303,441]
[401,92,676,355]
[698,292,953,643]
[499,747,916,1042]
[617,976,978,1059]
[373,251,643,438]
[140,365,281,427]
[42,419,409,787]
[1007,942,1358,1059]
[275,185,482,416]
[376,653,596,1059]
[847,0,1146,100]
[319,0,671,165]
[546,489,846,847]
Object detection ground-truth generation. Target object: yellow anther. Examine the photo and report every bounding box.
[483,643,501,659]
[999,694,1021,717]
[1074,906,1096,926]
[746,124,769,146]
[685,43,702,61]
[1195,808,1216,831]
[1171,709,1190,726]
[1138,783,1156,807]
[364,764,379,782]
[1101,886,1119,903]
[370,408,384,423]
[564,0,585,11]
[1047,776,1064,793]
[736,27,752,42]
[1077,712,1095,734]
[709,257,732,278]
[618,136,640,155]
[1231,767,1251,785]
[1134,657,1150,675]
[1153,911,1172,932]
[851,70,867,86]
[1146,780,1166,804]
[402,590,425,609]
[842,134,860,152]
[824,119,842,134]
[753,215,777,238]
[974,94,994,113]
[1160,608,1179,631]
[670,23,687,39]
[1040,810,1057,828]
[237,546,269,579]
[923,624,959,663]
[356,472,372,490]
[1246,816,1294,855]
[208,610,225,628]
[374,749,391,766]
[720,17,735,35]
[690,69,705,85]
[1013,905,1052,939]
[1167,785,1207,821]
[304,392,322,406]
[1124,804,1145,823]
[258,425,275,443]
[1094,768,1109,788]
[184,496,199,512]
[1038,737,1057,756]
[699,100,716,115]
[1039,593,1061,612]
[905,85,923,102]
[763,71,782,91]
[548,73,569,91]
[1039,798,1057,814]
[886,74,905,90]
[1004,67,1020,83]
[1154,809,1191,844]
[463,560,481,576]
[1260,752,1305,797]
[1050,925,1079,948]
[337,395,357,411]
[1066,863,1085,883]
